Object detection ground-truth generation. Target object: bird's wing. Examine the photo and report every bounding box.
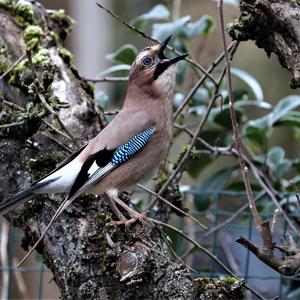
[67,110,155,200]
[32,144,87,185]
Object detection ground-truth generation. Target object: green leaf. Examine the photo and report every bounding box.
[266,147,285,169]
[190,100,271,119]
[97,64,131,77]
[271,95,300,125]
[259,147,293,179]
[213,108,243,130]
[231,68,264,101]
[187,153,213,179]
[181,15,215,39]
[105,44,138,65]
[276,111,300,128]
[192,168,232,211]
[244,95,300,148]
[152,16,191,41]
[130,4,170,30]
[173,92,185,108]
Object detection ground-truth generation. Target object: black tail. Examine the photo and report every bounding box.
[0,188,35,214]
[0,178,58,214]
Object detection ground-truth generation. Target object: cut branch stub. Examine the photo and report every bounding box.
[227,0,300,89]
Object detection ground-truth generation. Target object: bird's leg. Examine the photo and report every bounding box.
[104,192,154,228]
[102,193,128,222]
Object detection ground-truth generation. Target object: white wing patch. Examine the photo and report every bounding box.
[88,161,99,176]
[37,159,82,194]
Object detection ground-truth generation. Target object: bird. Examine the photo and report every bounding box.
[1,36,188,239]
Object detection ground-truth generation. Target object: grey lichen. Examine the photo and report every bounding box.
[194,277,244,299]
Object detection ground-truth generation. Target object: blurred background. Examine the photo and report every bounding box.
[1,0,300,299]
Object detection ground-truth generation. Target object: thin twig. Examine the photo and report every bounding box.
[203,191,266,238]
[84,76,128,83]
[42,120,73,141]
[0,121,24,129]
[95,3,217,85]
[137,183,207,229]
[159,229,199,274]
[173,41,237,120]
[218,0,262,231]
[12,258,29,299]
[152,219,266,300]
[104,110,120,116]
[40,132,73,153]
[0,53,26,80]
[3,100,25,111]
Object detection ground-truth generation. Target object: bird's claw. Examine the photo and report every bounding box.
[112,212,154,229]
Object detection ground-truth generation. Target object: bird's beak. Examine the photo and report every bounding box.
[154,35,188,79]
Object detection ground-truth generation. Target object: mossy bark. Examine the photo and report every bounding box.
[0,1,244,299]
[227,0,300,89]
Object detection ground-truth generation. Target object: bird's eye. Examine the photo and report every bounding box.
[141,56,153,68]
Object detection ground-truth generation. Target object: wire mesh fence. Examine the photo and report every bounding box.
[1,190,299,299]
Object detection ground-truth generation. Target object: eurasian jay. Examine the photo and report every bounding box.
[1,36,187,230]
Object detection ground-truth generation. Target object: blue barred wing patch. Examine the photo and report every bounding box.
[111,127,155,166]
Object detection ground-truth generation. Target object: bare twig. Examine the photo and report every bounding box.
[218,0,262,231]
[0,53,26,80]
[203,191,266,238]
[104,110,120,116]
[95,2,217,85]
[173,41,237,120]
[84,76,128,83]
[42,120,73,141]
[271,209,281,235]
[152,219,265,300]
[12,258,29,299]
[159,229,199,274]
[40,132,73,153]
[137,183,207,229]
[218,231,240,274]
[3,100,25,111]
[0,121,24,129]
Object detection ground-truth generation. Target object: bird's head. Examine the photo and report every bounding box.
[128,36,188,99]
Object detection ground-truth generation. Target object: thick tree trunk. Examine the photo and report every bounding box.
[0,1,244,299]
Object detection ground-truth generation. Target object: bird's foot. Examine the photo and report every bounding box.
[103,192,154,229]
[113,211,154,229]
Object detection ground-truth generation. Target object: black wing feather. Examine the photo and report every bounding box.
[68,148,115,198]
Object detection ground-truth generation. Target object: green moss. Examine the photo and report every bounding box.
[223,277,238,284]
[13,0,34,27]
[32,48,50,67]
[24,25,43,49]
[58,46,73,64]
[50,8,74,26]
[48,9,75,40]
[0,0,13,10]
[9,48,53,93]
